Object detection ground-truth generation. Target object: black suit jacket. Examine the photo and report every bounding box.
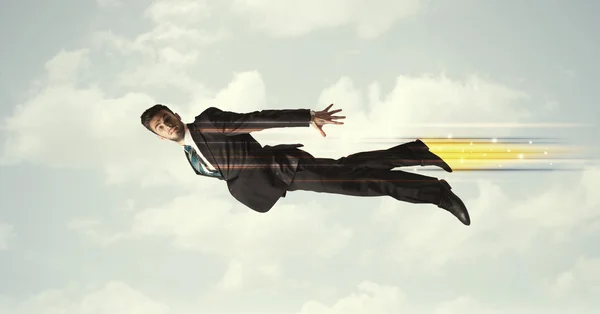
[184,106,312,212]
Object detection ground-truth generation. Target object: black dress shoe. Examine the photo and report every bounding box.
[437,180,471,226]
[414,140,453,173]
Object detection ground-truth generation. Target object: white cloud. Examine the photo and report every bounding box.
[319,74,530,134]
[88,0,228,93]
[127,195,353,275]
[364,166,600,273]
[296,73,531,161]
[295,282,590,314]
[0,42,248,189]
[0,222,14,250]
[67,192,353,293]
[1,278,596,314]
[0,281,170,314]
[231,0,423,38]
[66,219,127,246]
[204,71,267,111]
[216,259,244,291]
[96,0,121,8]
[433,296,504,314]
[89,26,227,91]
[44,49,91,84]
[144,0,211,24]
[296,281,407,314]
[507,166,600,227]
[547,255,600,297]
[1,70,266,188]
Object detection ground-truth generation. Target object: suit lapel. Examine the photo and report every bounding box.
[186,123,222,174]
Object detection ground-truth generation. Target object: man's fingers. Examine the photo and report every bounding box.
[312,121,327,137]
[325,117,345,124]
[315,118,345,125]
[312,108,344,136]
[319,123,326,136]
[314,115,345,121]
[312,121,322,133]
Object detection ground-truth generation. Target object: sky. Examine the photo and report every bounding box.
[0,0,599,313]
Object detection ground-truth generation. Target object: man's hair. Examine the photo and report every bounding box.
[140,104,173,133]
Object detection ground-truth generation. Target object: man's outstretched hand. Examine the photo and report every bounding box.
[312,103,345,137]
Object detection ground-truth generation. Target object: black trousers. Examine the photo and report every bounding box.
[286,140,445,205]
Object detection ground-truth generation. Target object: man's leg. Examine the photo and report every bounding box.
[288,150,470,225]
[336,139,453,172]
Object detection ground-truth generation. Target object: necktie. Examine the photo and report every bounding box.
[184,145,222,178]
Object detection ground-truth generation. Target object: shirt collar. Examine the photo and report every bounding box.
[182,125,193,146]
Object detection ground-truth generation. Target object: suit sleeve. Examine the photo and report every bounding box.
[201,107,313,135]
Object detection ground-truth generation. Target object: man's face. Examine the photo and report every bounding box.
[149,110,185,142]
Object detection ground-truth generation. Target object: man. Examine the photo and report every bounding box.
[140,103,471,226]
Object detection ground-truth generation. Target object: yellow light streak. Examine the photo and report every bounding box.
[420,138,586,171]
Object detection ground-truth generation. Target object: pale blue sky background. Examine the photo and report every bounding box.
[1,0,599,313]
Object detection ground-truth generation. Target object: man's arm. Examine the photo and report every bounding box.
[200,107,314,135]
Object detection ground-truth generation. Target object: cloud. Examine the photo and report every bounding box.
[44,49,92,84]
[1,277,596,314]
[87,0,228,95]
[230,0,424,38]
[294,281,595,314]
[0,222,14,250]
[296,281,407,314]
[96,0,121,8]
[547,255,600,297]
[202,71,267,112]
[363,165,600,274]
[66,219,127,247]
[128,197,353,256]
[144,0,211,25]
[294,282,517,314]
[0,66,269,188]
[216,259,244,291]
[126,195,353,286]
[318,74,530,134]
[295,73,531,161]
[432,296,505,314]
[0,281,170,314]
[0,12,236,189]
